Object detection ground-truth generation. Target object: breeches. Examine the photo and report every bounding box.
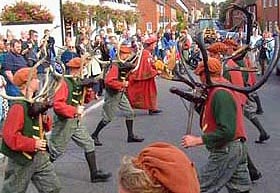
[199,141,251,193]
[48,118,95,160]
[243,96,257,120]
[1,152,61,193]
[102,91,135,122]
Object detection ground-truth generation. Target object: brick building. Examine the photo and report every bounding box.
[225,2,259,30]
[225,0,279,33]
[261,0,279,32]
[137,0,189,33]
[183,0,205,24]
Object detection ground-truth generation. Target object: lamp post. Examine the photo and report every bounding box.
[275,0,280,29]
[59,0,64,46]
[163,0,167,30]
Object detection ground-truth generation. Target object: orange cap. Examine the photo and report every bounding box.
[120,45,132,54]
[67,57,81,68]
[133,142,200,193]
[223,39,238,48]
[194,57,222,76]
[144,35,157,45]
[207,42,228,54]
[13,67,37,87]
[181,29,187,34]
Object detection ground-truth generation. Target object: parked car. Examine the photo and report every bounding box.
[196,18,220,43]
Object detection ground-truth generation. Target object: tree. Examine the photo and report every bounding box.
[204,2,218,19]
[176,10,187,32]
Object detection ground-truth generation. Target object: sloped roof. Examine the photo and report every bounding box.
[183,0,206,10]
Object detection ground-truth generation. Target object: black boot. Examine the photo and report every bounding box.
[247,154,262,182]
[85,151,111,183]
[91,119,109,146]
[252,93,264,115]
[97,79,104,96]
[250,117,270,143]
[126,120,144,143]
[148,109,162,115]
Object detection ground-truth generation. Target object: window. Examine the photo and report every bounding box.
[274,21,278,32]
[265,22,268,32]
[275,0,278,6]
[123,0,131,4]
[146,22,152,32]
[269,21,273,32]
[159,5,164,14]
[269,0,272,7]
[263,0,266,8]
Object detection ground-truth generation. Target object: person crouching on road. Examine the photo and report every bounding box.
[181,58,251,193]
[0,67,61,193]
[91,44,144,146]
[47,57,111,183]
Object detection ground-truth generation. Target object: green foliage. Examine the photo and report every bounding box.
[204,3,218,18]
[63,1,88,23]
[63,1,139,26]
[259,19,265,32]
[176,10,187,31]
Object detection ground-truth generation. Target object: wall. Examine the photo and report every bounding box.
[0,0,63,47]
[138,0,158,32]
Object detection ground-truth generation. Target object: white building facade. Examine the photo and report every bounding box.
[0,0,63,47]
[0,0,137,47]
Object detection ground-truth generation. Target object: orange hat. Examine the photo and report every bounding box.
[207,42,228,54]
[13,67,38,87]
[194,57,222,76]
[181,29,187,34]
[133,142,200,193]
[144,35,157,45]
[67,57,81,68]
[223,39,238,49]
[119,45,132,54]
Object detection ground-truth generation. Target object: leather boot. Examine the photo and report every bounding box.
[250,117,270,143]
[91,119,109,146]
[97,79,104,96]
[247,154,262,181]
[148,109,162,115]
[85,151,111,183]
[126,120,144,143]
[251,93,264,114]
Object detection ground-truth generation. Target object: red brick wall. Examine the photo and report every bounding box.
[256,0,263,22]
[137,0,159,33]
[258,0,279,32]
[137,0,179,33]
[263,6,278,31]
[263,7,278,21]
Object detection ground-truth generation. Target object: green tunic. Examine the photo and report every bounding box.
[202,90,237,150]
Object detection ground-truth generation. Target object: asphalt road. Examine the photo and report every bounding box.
[0,74,280,193]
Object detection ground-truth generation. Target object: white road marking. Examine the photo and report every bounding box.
[85,99,104,114]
